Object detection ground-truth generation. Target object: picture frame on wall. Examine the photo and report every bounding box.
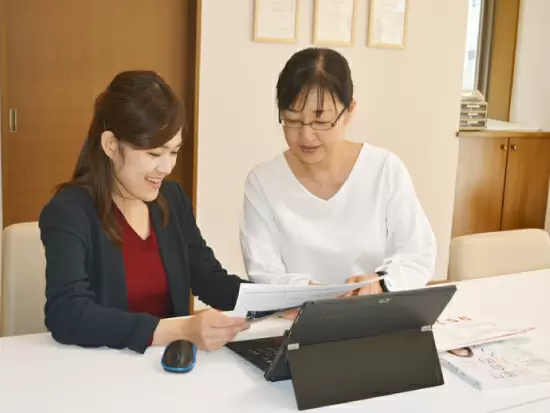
[367,0,409,49]
[253,0,299,43]
[312,0,356,46]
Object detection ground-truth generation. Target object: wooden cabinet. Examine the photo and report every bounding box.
[452,136,550,239]
[501,138,550,230]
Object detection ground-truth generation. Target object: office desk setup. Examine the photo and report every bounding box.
[1,269,549,413]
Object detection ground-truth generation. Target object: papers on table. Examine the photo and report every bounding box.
[433,315,535,352]
[232,276,385,318]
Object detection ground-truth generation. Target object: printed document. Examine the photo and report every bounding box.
[433,315,535,352]
[232,276,385,317]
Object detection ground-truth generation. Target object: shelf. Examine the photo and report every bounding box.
[457,119,550,138]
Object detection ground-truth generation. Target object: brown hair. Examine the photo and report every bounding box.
[58,70,184,244]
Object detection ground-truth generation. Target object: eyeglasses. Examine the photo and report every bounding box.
[279,107,347,131]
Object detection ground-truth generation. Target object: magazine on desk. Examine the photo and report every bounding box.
[439,340,550,390]
[432,315,535,352]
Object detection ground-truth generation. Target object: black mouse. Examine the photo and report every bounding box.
[161,339,196,373]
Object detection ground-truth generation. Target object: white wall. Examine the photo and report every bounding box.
[510,0,550,232]
[196,0,468,282]
[510,0,550,130]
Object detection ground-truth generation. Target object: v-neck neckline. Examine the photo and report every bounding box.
[114,203,152,242]
[281,143,366,204]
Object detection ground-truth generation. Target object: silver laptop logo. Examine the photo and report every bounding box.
[378,298,391,304]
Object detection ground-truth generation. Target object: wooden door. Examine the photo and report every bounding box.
[451,137,509,238]
[0,0,198,227]
[501,138,550,230]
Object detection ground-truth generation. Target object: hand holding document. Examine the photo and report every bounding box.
[232,276,386,319]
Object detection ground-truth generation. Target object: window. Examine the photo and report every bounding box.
[462,0,484,91]
[460,0,521,121]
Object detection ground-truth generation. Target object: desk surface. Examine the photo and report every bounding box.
[1,270,550,413]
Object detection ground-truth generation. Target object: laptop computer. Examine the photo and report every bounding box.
[226,285,457,383]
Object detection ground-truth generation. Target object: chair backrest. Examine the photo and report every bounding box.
[1,222,47,336]
[448,229,550,281]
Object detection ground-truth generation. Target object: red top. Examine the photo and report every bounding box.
[116,209,172,320]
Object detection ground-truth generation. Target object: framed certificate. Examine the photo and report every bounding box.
[253,0,299,43]
[313,0,356,46]
[367,0,409,49]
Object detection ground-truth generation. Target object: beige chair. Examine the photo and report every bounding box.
[449,229,550,281]
[1,222,47,336]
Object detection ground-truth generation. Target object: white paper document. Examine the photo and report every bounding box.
[232,276,385,318]
[433,315,535,352]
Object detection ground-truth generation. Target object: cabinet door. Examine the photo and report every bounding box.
[501,138,550,230]
[452,137,509,238]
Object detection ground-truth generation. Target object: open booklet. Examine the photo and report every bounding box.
[231,276,386,320]
[433,315,535,352]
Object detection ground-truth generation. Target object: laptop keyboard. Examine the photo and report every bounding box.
[248,346,279,365]
[226,335,286,372]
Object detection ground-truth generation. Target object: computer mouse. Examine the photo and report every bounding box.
[161,339,196,373]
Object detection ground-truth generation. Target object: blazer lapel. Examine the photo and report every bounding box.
[102,233,129,311]
[149,201,190,316]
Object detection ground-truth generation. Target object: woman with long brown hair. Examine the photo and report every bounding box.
[39,70,249,354]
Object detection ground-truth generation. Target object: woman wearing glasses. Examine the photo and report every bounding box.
[239,47,436,297]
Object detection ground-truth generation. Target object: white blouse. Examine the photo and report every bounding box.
[239,144,436,291]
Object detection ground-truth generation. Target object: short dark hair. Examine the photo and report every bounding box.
[58,70,184,244]
[276,47,354,112]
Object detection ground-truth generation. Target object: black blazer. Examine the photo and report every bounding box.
[39,181,248,354]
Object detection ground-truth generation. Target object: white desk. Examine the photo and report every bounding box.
[1,270,550,413]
